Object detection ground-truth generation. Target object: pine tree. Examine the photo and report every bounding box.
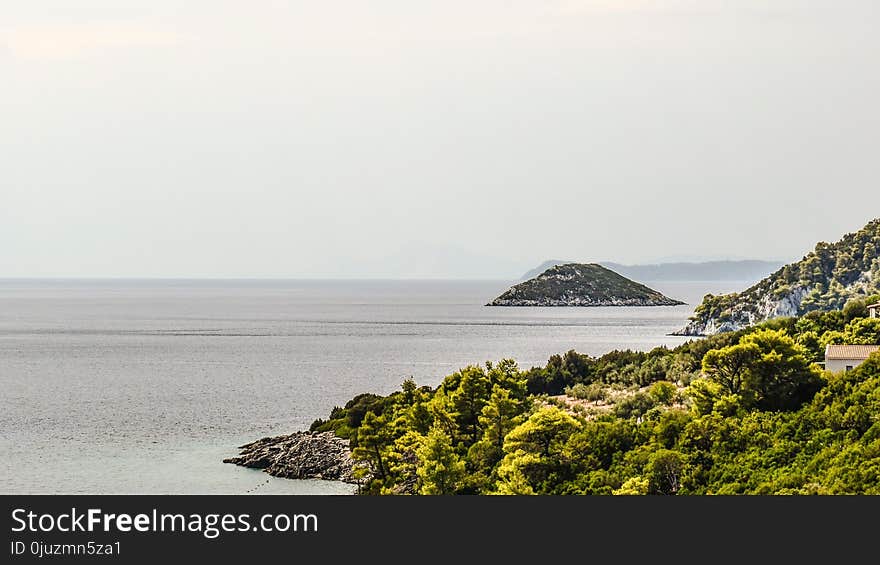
[416,426,465,495]
[352,411,389,480]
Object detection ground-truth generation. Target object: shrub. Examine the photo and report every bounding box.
[565,383,607,403]
[649,381,678,406]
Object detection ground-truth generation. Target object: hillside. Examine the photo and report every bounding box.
[676,218,880,335]
[489,263,684,307]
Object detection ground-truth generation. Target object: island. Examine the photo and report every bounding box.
[487,263,685,307]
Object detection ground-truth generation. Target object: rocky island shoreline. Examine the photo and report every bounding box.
[223,431,363,484]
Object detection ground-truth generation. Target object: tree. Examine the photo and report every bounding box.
[406,396,433,435]
[692,329,824,413]
[647,450,687,495]
[649,381,679,406]
[487,358,528,401]
[613,392,656,419]
[613,476,649,495]
[427,389,458,440]
[496,407,580,494]
[468,385,527,471]
[352,411,389,481]
[565,419,636,471]
[524,354,570,395]
[400,377,418,405]
[843,298,869,322]
[382,431,425,495]
[449,366,493,444]
[797,330,823,363]
[843,318,880,345]
[820,330,847,349]
[561,350,595,382]
[687,378,724,416]
[701,342,761,397]
[344,393,384,428]
[739,329,824,411]
[416,426,465,495]
[566,383,606,403]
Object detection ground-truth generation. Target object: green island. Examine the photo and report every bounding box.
[311,295,880,494]
[487,263,684,307]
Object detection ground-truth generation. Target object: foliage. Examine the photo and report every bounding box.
[566,383,606,403]
[416,426,466,495]
[313,304,880,495]
[496,407,580,494]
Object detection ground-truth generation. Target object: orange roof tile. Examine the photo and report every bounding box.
[825,344,880,360]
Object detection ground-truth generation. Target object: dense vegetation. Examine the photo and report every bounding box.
[684,218,880,333]
[311,295,880,495]
[488,263,684,306]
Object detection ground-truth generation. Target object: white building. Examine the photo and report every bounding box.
[824,344,880,373]
[869,302,880,318]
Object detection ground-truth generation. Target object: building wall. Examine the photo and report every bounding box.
[825,358,866,373]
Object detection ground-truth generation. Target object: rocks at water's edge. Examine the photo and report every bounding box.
[223,431,365,484]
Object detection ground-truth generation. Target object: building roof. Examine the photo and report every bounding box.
[825,344,880,360]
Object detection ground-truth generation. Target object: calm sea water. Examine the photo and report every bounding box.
[0,279,743,494]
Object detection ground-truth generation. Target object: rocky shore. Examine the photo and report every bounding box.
[223,431,364,484]
[491,295,684,307]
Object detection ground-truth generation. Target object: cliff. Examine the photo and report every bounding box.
[488,263,685,307]
[676,218,880,336]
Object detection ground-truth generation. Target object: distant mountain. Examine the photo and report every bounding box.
[675,218,880,336]
[519,259,782,282]
[519,260,576,281]
[604,260,784,282]
[489,263,685,307]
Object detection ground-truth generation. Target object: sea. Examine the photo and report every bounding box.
[0,279,745,494]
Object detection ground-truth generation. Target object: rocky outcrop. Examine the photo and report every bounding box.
[223,431,365,483]
[489,263,685,307]
[673,285,811,336]
[676,218,880,336]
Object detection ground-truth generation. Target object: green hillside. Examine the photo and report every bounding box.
[677,218,880,335]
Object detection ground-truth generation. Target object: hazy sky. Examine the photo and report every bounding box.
[3,1,878,278]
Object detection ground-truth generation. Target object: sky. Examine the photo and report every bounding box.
[2,1,878,278]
